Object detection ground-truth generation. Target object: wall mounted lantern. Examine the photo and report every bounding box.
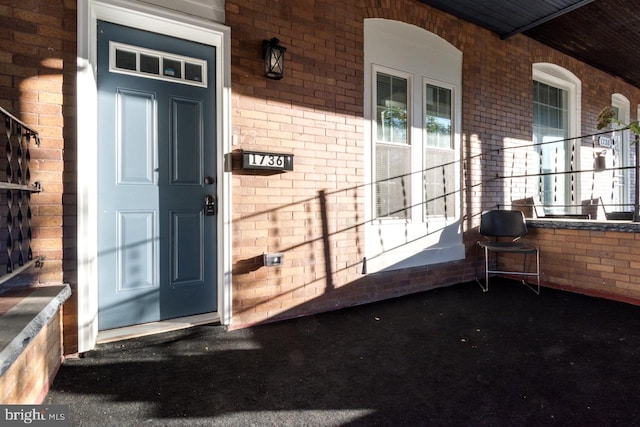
[594,151,607,171]
[263,37,286,80]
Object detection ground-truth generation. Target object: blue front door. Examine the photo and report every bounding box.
[97,21,217,330]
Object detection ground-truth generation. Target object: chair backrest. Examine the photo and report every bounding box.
[479,210,527,239]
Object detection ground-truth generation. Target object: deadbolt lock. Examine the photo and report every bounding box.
[205,195,217,216]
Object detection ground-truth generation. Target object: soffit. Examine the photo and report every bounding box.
[417,0,640,89]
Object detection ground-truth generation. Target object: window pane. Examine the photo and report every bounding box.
[425,84,452,148]
[375,71,410,219]
[163,58,182,78]
[376,72,408,144]
[109,42,207,87]
[533,80,569,211]
[115,49,136,71]
[185,63,203,82]
[140,54,159,75]
[612,106,620,120]
[424,150,455,218]
[376,144,411,219]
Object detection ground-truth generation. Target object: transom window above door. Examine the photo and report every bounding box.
[109,41,208,87]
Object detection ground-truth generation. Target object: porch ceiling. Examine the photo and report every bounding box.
[417,0,640,89]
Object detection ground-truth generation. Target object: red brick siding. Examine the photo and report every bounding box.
[495,226,640,304]
[227,0,640,328]
[3,0,639,350]
[0,310,63,404]
[0,0,77,352]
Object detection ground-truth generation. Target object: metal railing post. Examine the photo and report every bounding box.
[634,133,640,222]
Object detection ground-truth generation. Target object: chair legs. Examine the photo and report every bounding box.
[475,243,489,292]
[519,252,541,295]
[476,245,490,292]
[476,245,540,295]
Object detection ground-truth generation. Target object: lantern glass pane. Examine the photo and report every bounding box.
[264,42,285,79]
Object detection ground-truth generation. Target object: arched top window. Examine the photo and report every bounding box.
[364,19,464,271]
[532,63,582,214]
[533,63,581,140]
[611,93,633,209]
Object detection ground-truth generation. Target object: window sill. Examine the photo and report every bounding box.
[527,218,640,233]
[365,242,466,272]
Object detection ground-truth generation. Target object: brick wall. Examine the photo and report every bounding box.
[226,0,487,327]
[227,1,364,327]
[227,0,640,328]
[495,224,640,304]
[0,0,77,352]
[2,0,638,351]
[0,310,63,403]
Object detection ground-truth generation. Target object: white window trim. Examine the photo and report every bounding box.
[364,19,464,273]
[422,76,459,222]
[532,63,582,211]
[109,41,209,87]
[372,64,414,223]
[612,93,631,207]
[533,63,581,142]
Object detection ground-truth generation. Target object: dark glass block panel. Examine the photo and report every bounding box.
[185,63,202,82]
[163,58,181,78]
[140,54,159,75]
[115,49,137,71]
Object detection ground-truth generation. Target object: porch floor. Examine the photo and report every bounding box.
[45,278,640,426]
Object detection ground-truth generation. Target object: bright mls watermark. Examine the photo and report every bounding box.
[0,405,69,426]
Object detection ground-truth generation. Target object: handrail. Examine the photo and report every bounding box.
[497,164,638,180]
[0,106,41,146]
[490,128,626,153]
[487,128,639,222]
[0,182,42,193]
[0,107,42,279]
[0,257,43,290]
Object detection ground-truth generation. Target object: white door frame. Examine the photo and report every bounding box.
[77,0,232,353]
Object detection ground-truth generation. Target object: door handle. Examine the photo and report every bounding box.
[205,195,217,216]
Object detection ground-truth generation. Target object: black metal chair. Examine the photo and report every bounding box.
[476,210,540,294]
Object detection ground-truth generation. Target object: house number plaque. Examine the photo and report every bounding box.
[242,150,294,171]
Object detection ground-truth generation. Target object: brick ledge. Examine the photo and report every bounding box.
[527,218,640,233]
[0,285,71,377]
